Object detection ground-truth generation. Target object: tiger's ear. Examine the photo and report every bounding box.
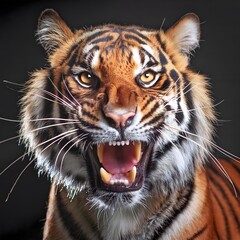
[166,13,200,57]
[37,9,74,54]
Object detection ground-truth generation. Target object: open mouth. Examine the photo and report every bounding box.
[87,141,154,192]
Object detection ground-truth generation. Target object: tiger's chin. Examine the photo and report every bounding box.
[85,141,154,207]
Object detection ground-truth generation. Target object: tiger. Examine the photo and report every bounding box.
[19,9,240,240]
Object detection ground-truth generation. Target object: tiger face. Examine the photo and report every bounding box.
[21,10,215,209]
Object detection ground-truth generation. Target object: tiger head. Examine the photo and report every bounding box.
[21,9,215,209]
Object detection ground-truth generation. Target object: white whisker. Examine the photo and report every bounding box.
[0,152,28,176]
[38,129,78,159]
[165,125,238,197]
[5,158,35,202]
[0,135,20,144]
[35,90,74,110]
[48,76,77,107]
[164,124,240,161]
[59,137,82,176]
[62,75,80,106]
[54,135,80,170]
[29,121,78,133]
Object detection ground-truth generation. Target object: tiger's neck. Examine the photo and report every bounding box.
[43,167,215,240]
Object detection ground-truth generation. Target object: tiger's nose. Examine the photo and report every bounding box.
[104,111,135,128]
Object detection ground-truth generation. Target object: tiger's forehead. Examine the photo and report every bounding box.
[74,26,160,77]
[81,26,156,55]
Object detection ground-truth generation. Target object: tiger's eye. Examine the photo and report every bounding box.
[140,70,155,83]
[75,71,98,88]
[79,72,93,86]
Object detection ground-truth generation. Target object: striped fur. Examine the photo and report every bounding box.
[20,9,240,240]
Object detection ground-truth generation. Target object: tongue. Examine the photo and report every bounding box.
[100,142,140,174]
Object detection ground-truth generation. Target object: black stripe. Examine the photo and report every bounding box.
[82,45,100,67]
[126,28,151,42]
[159,48,168,66]
[211,189,231,239]
[86,30,109,42]
[169,69,180,83]
[141,96,155,111]
[78,118,101,130]
[213,219,221,240]
[209,168,240,227]
[81,101,94,108]
[143,113,164,128]
[61,43,80,66]
[176,100,184,124]
[140,47,158,64]
[152,180,194,239]
[81,108,99,121]
[182,75,194,110]
[156,33,166,51]
[56,193,89,240]
[221,159,240,174]
[125,34,146,45]
[33,70,55,145]
[182,74,196,134]
[187,225,207,240]
[209,161,240,198]
[141,102,160,122]
[91,35,114,44]
[159,78,170,91]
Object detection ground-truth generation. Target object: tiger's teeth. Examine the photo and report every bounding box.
[126,166,137,183]
[135,142,141,162]
[97,144,104,163]
[100,167,112,184]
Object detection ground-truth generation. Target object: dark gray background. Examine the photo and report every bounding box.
[0,0,239,239]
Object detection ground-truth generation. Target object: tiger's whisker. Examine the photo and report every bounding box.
[38,130,78,159]
[0,129,78,176]
[3,80,25,87]
[62,75,80,106]
[172,100,225,114]
[48,76,77,107]
[29,121,78,133]
[165,125,238,197]
[59,137,82,177]
[0,117,21,123]
[5,158,35,202]
[54,134,80,170]
[0,116,78,123]
[0,152,28,176]
[0,135,20,144]
[164,123,240,161]
[35,89,74,110]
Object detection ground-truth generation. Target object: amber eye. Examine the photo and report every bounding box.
[75,71,96,88]
[140,70,156,83]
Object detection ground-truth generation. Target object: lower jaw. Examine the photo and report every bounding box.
[86,142,154,193]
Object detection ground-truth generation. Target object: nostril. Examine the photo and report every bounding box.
[104,111,135,128]
[125,116,134,127]
[105,115,117,128]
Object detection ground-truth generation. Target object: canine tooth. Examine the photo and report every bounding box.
[97,144,104,163]
[127,166,137,183]
[109,142,112,146]
[126,140,129,145]
[110,179,114,185]
[100,167,112,184]
[124,180,129,186]
[135,142,141,162]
